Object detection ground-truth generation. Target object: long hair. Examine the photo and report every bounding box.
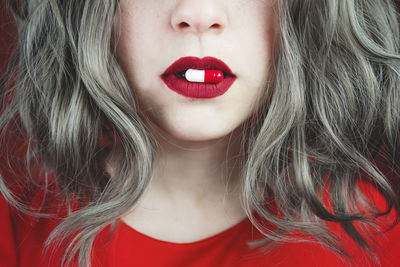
[1,0,399,266]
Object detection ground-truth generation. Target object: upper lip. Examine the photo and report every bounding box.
[162,57,236,77]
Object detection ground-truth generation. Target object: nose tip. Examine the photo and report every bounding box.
[171,1,227,34]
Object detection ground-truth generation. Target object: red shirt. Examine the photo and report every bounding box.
[1,182,400,267]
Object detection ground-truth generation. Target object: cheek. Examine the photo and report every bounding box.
[255,1,280,56]
[114,26,166,119]
[240,6,279,110]
[254,5,280,84]
[114,9,138,80]
[114,6,159,90]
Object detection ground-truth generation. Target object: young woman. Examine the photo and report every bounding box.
[1,0,400,266]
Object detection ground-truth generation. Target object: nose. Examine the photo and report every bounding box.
[171,0,228,35]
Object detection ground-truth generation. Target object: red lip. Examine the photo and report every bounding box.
[161,57,237,99]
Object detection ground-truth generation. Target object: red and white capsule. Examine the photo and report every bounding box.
[184,69,224,83]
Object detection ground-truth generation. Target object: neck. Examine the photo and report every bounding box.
[147,121,245,205]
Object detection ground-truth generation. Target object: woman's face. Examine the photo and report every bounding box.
[115,0,279,142]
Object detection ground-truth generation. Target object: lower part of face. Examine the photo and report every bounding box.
[114,0,279,143]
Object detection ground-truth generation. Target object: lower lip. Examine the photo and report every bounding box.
[161,75,237,99]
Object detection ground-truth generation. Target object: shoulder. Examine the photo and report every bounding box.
[0,188,68,267]
[238,180,400,267]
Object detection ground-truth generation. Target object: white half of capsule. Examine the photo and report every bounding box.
[185,69,205,83]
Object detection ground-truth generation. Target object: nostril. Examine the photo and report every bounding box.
[210,23,221,29]
[178,22,190,29]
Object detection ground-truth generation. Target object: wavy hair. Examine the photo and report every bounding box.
[1,0,399,266]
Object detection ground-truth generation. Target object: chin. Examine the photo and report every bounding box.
[159,122,234,143]
[172,127,230,142]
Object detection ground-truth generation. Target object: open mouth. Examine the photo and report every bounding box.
[161,57,237,99]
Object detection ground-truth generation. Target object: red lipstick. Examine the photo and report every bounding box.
[161,57,237,99]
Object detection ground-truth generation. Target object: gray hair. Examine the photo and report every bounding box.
[1,0,399,266]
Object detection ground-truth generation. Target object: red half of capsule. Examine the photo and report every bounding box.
[204,70,224,83]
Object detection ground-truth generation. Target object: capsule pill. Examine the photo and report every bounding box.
[184,69,224,83]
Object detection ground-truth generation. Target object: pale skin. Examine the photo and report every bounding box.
[114,0,279,243]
